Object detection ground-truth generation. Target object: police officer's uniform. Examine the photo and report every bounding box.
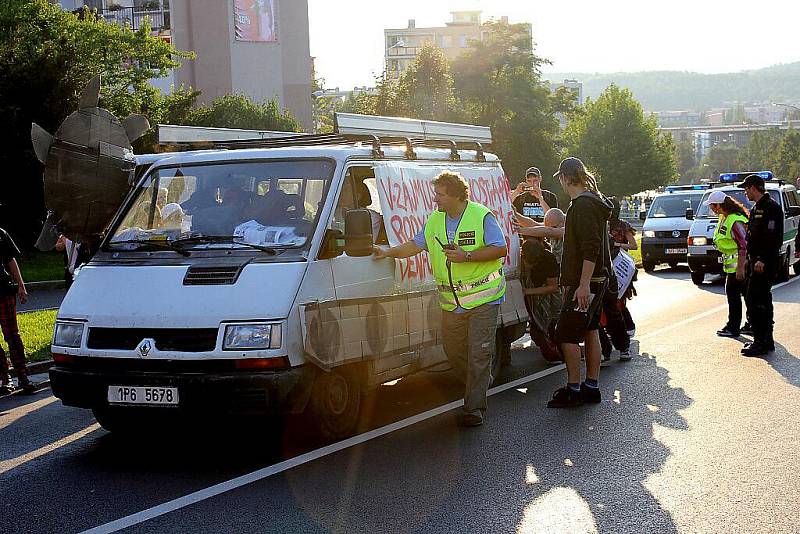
[738,175,783,355]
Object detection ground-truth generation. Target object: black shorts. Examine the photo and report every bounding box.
[554,280,608,345]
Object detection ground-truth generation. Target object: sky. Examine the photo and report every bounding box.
[307,0,800,89]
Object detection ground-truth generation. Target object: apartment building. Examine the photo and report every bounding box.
[384,11,531,78]
[58,0,313,130]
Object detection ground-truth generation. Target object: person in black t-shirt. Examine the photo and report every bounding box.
[521,238,562,363]
[512,166,559,223]
[0,228,35,394]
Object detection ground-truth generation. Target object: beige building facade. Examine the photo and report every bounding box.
[384,11,531,78]
[171,0,313,130]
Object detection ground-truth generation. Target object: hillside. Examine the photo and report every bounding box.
[545,63,800,111]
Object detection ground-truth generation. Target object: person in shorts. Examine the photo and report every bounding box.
[547,158,614,408]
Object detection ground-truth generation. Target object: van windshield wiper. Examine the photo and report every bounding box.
[171,235,278,255]
[107,239,191,256]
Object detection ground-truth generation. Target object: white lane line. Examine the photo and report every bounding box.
[81,275,800,534]
[0,423,100,475]
[638,275,799,342]
[81,365,565,534]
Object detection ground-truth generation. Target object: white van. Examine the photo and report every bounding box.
[47,115,528,440]
[640,185,709,271]
[686,172,800,284]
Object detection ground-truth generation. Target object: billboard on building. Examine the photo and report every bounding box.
[234,0,277,42]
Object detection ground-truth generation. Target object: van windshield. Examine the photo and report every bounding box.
[647,194,702,218]
[695,189,754,218]
[107,160,332,251]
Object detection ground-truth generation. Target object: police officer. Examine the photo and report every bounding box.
[738,174,783,356]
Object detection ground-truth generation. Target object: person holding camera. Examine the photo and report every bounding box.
[0,227,36,394]
[373,172,507,427]
[512,167,559,224]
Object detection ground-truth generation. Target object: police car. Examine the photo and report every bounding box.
[686,171,800,284]
[640,184,710,271]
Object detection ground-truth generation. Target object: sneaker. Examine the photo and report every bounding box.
[458,412,484,427]
[619,348,632,361]
[602,352,611,362]
[741,342,773,357]
[580,383,601,404]
[547,386,584,408]
[18,380,37,395]
[740,323,753,335]
[0,383,15,395]
[627,328,636,338]
[716,326,739,337]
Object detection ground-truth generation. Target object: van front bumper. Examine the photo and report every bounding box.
[688,246,723,274]
[49,360,314,415]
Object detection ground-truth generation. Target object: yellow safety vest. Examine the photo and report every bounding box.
[424,201,506,311]
[713,213,748,274]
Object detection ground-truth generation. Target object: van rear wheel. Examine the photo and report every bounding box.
[643,261,656,272]
[777,253,790,282]
[691,270,705,285]
[308,366,361,441]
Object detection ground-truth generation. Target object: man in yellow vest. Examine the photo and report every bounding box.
[704,190,750,337]
[373,171,507,427]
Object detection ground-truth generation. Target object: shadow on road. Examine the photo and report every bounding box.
[754,342,799,389]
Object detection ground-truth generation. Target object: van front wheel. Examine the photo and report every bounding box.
[308,367,361,441]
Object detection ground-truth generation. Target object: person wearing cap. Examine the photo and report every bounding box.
[704,190,750,337]
[738,174,783,356]
[547,157,614,408]
[512,166,559,224]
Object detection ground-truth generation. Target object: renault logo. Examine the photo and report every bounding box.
[138,339,152,357]
[672,230,681,238]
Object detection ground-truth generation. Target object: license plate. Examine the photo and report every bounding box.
[665,248,687,254]
[108,386,179,406]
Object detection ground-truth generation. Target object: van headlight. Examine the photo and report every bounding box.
[223,323,282,350]
[53,321,85,348]
[643,230,656,238]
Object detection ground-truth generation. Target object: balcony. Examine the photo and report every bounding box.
[386,46,420,57]
[97,6,170,32]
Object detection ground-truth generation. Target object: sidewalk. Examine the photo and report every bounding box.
[19,283,67,312]
[1,370,51,398]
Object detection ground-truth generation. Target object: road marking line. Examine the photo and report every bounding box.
[81,275,800,534]
[80,364,565,534]
[0,423,100,475]
[638,275,799,342]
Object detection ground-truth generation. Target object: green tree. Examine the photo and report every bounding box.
[563,84,677,196]
[701,143,740,177]
[0,0,193,244]
[451,21,560,184]
[674,137,697,183]
[394,44,461,121]
[737,130,783,172]
[185,93,300,132]
[774,129,800,180]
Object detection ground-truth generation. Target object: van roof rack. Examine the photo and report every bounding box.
[155,114,493,162]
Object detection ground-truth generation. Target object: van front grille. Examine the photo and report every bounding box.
[183,266,242,285]
[87,328,218,352]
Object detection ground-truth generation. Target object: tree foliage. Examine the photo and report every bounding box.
[185,94,300,132]
[563,84,677,196]
[452,21,560,185]
[0,0,193,245]
[674,137,697,183]
[736,129,800,180]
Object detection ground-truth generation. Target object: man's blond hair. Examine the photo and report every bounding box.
[432,171,470,201]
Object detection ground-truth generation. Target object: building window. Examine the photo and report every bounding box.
[441,35,452,48]
[459,35,468,48]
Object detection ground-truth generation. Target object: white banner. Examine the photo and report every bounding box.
[612,249,636,299]
[373,162,519,289]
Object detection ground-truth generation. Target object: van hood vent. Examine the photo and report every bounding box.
[183,265,242,285]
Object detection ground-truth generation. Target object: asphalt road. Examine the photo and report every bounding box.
[1,266,798,533]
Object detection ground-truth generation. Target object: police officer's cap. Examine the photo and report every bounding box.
[737,174,765,189]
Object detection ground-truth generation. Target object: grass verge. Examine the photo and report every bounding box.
[1,309,56,364]
[20,251,64,283]
[630,236,642,265]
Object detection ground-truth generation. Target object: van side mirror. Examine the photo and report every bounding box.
[786,206,800,217]
[344,209,374,257]
[318,229,344,260]
[639,211,647,221]
[685,207,695,220]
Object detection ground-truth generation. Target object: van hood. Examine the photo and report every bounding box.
[59,262,306,328]
[643,217,694,232]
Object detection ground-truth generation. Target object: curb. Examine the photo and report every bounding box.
[10,359,54,378]
[27,280,66,292]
